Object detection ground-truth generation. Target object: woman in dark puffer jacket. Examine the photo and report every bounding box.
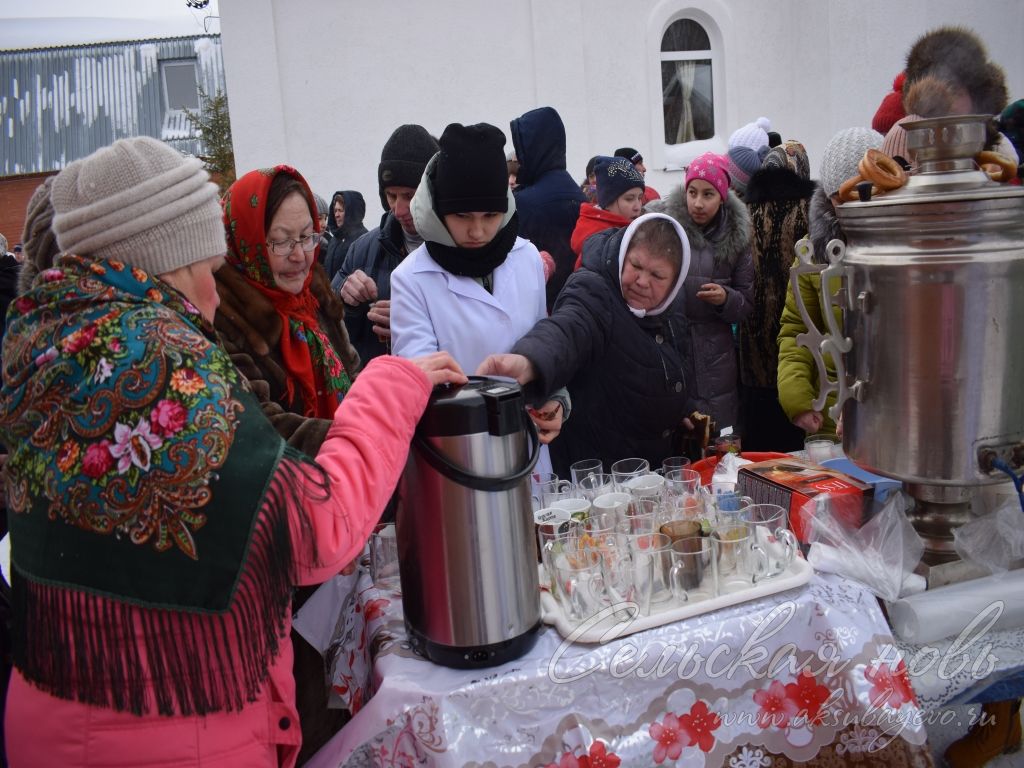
[478,213,696,476]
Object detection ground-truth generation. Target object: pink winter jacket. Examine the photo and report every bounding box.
[4,355,431,768]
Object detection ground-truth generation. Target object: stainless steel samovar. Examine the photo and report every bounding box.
[793,115,1024,565]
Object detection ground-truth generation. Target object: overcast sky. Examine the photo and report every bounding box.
[1,0,221,49]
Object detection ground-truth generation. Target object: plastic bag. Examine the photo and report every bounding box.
[953,496,1024,574]
[711,451,753,486]
[805,491,924,601]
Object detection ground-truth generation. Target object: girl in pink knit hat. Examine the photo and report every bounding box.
[649,151,754,434]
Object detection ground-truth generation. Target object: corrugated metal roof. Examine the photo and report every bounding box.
[0,35,225,176]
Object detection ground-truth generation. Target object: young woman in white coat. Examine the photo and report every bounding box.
[390,122,567,452]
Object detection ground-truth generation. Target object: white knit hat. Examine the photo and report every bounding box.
[819,127,884,197]
[51,136,225,276]
[728,117,772,152]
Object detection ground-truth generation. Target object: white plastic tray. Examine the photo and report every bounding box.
[540,556,813,643]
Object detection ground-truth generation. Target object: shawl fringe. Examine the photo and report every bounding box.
[12,447,329,717]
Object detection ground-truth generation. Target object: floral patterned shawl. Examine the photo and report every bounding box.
[0,255,322,716]
[222,166,351,417]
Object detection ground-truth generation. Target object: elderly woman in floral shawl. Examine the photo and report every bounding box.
[0,136,464,768]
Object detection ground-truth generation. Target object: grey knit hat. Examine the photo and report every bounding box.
[313,193,329,217]
[51,136,225,276]
[819,127,884,197]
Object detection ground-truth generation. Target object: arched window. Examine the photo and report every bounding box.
[660,19,714,145]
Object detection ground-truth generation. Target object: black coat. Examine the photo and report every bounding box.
[513,227,694,477]
[510,107,585,311]
[332,210,408,364]
[0,254,20,354]
[323,190,368,282]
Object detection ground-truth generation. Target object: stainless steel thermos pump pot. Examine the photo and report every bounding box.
[396,376,541,668]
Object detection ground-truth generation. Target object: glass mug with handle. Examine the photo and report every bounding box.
[702,483,754,525]
[577,472,615,501]
[668,535,717,604]
[740,504,799,579]
[711,522,769,593]
[569,458,604,487]
[610,457,650,490]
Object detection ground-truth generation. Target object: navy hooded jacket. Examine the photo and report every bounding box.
[510,106,585,310]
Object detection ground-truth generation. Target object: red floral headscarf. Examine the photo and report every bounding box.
[222,166,351,417]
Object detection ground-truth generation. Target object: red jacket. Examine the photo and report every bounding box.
[571,203,630,270]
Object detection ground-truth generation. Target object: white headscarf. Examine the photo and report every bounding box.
[616,212,691,318]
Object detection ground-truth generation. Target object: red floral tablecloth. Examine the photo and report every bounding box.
[299,572,935,767]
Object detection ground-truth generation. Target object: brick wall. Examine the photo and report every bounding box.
[0,173,57,252]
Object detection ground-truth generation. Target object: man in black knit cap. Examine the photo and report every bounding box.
[334,124,439,363]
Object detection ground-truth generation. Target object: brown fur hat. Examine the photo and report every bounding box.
[903,26,1008,116]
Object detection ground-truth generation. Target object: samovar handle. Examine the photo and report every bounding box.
[790,237,861,421]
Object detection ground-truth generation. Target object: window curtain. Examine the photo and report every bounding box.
[674,61,697,144]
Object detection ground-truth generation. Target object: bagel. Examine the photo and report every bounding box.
[838,174,878,203]
[976,151,1017,183]
[858,149,907,190]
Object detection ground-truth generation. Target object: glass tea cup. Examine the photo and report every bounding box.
[576,472,615,501]
[611,458,651,490]
[592,491,632,522]
[659,518,703,545]
[740,504,799,579]
[370,522,401,593]
[669,535,717,604]
[536,512,582,590]
[662,455,692,474]
[714,434,742,460]
[702,484,754,525]
[622,472,666,502]
[551,547,607,622]
[805,433,842,464]
[711,523,768,593]
[623,531,674,608]
[617,498,661,535]
[569,458,604,487]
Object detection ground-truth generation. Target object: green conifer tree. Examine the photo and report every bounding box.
[184,87,236,194]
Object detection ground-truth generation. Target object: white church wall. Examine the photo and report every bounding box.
[220,0,1023,208]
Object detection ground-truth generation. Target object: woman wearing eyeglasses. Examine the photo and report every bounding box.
[215,166,365,761]
[217,166,360,436]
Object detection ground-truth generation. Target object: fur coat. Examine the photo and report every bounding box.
[739,165,816,389]
[214,262,360,457]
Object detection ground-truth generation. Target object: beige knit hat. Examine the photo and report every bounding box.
[51,136,225,276]
[17,176,61,294]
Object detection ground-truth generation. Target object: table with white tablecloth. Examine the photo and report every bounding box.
[296,570,937,767]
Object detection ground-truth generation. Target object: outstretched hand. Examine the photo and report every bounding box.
[409,352,468,387]
[475,353,536,384]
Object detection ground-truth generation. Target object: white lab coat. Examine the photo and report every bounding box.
[391,237,553,476]
[390,236,547,372]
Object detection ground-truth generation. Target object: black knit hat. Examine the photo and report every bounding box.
[595,156,644,209]
[377,124,439,210]
[614,147,643,165]
[432,123,509,215]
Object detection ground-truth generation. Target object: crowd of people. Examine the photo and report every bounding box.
[0,23,1021,768]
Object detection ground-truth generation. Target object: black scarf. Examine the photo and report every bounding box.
[425,213,520,279]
